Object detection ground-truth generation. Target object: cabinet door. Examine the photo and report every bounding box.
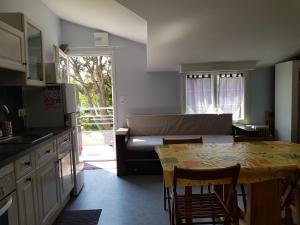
[59,152,74,202]
[24,17,45,86]
[0,20,25,72]
[57,47,69,83]
[17,172,39,225]
[36,158,59,225]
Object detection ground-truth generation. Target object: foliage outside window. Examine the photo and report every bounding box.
[69,56,113,131]
[186,73,244,120]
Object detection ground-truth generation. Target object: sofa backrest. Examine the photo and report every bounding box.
[127,114,232,136]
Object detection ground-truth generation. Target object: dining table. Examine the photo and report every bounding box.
[155,141,300,225]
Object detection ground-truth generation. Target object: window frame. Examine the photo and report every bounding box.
[184,71,245,121]
[185,74,214,114]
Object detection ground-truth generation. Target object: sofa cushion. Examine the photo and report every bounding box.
[127,114,232,136]
[127,135,233,159]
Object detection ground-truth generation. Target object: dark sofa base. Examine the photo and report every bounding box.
[117,159,162,176]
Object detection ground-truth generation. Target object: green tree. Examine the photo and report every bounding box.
[69,56,112,130]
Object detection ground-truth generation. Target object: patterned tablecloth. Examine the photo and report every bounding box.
[155,141,300,187]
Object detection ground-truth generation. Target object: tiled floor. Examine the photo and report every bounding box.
[66,166,169,225]
[65,161,250,225]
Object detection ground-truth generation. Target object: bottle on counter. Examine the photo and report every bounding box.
[2,121,12,136]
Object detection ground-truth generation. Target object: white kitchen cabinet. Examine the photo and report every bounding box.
[0,20,25,72]
[0,13,45,86]
[16,171,39,225]
[57,132,74,203]
[36,157,60,225]
[46,46,69,84]
[58,152,73,202]
[15,152,35,180]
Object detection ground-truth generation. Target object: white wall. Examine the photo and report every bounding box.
[60,20,182,128]
[1,0,60,62]
[245,67,274,124]
[60,20,275,128]
[275,62,293,141]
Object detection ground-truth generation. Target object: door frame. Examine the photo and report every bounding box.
[68,50,117,159]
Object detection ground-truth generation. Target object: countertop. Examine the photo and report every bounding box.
[0,127,73,168]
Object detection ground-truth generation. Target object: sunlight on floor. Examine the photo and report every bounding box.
[80,144,115,161]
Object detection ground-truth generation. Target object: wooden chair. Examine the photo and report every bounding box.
[233,135,275,213]
[233,135,275,142]
[281,174,300,224]
[172,164,241,225]
[162,137,203,222]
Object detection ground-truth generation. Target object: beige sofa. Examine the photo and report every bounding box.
[116,114,233,176]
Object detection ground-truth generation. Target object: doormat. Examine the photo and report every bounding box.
[53,209,102,225]
[83,162,102,170]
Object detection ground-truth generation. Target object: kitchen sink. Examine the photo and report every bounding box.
[0,133,53,144]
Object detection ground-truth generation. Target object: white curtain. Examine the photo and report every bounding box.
[218,75,244,119]
[186,76,213,113]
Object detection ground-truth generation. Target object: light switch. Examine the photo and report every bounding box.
[120,96,126,104]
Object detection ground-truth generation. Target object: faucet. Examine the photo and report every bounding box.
[0,105,12,136]
[0,105,10,115]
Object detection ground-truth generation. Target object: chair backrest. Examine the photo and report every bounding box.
[233,135,274,142]
[173,164,241,206]
[163,137,203,144]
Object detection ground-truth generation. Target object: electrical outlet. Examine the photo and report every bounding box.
[18,108,26,117]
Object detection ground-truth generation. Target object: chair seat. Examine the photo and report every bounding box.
[175,193,232,223]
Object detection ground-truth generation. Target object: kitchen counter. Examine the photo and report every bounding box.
[0,127,73,168]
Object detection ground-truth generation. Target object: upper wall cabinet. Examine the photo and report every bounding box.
[46,46,69,84]
[0,20,25,72]
[0,13,45,86]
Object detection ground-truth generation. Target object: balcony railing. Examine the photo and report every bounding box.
[80,107,113,130]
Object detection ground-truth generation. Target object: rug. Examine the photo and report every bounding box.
[83,162,102,170]
[53,209,102,225]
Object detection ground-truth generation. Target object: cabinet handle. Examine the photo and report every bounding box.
[22,62,27,65]
[26,178,32,182]
[0,196,12,217]
[46,150,51,153]
[24,161,31,166]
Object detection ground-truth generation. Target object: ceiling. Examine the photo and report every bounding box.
[43,0,300,72]
[42,0,147,44]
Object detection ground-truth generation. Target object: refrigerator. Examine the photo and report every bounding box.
[23,83,84,195]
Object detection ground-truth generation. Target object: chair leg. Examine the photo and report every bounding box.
[240,184,247,213]
[164,182,167,210]
[281,175,300,210]
[171,198,175,225]
[167,187,172,225]
[282,204,294,225]
[233,193,240,225]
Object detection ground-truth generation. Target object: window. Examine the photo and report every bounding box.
[186,72,244,120]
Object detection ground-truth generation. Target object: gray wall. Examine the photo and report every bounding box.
[0,2,277,130]
[60,21,275,128]
[1,0,60,62]
[274,62,293,141]
[245,67,274,124]
[60,20,182,128]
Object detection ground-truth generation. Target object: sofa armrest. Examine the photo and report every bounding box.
[116,128,129,176]
[116,127,129,136]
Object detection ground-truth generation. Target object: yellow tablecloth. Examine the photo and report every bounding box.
[155,141,300,187]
